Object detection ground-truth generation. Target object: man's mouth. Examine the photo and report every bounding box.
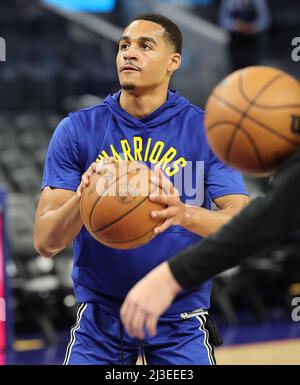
[120,64,140,72]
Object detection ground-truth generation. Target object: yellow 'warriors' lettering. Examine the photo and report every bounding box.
[149,141,165,164]
[110,144,122,161]
[143,138,152,161]
[96,138,186,176]
[158,147,177,171]
[120,139,134,161]
[96,150,109,162]
[166,157,187,177]
[133,136,143,161]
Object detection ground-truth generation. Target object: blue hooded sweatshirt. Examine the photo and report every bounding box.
[42,90,247,315]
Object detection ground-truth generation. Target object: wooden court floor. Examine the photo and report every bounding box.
[215,339,300,365]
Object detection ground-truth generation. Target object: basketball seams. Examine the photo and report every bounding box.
[233,125,267,171]
[88,167,138,232]
[224,87,251,162]
[206,121,238,133]
[239,72,285,107]
[92,180,163,233]
[205,67,300,174]
[210,72,290,167]
[209,94,299,146]
[99,218,165,246]
[93,194,149,233]
[225,127,238,162]
[238,74,300,109]
[206,116,267,170]
[226,72,284,161]
[239,102,300,110]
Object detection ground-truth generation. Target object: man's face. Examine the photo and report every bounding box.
[116,20,177,91]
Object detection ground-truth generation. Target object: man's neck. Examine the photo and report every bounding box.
[119,88,169,119]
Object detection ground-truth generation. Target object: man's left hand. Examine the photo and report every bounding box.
[150,166,189,234]
[120,262,182,340]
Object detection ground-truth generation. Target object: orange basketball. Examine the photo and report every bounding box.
[205,66,300,175]
[80,161,165,249]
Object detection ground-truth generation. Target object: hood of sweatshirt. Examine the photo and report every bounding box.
[102,89,190,130]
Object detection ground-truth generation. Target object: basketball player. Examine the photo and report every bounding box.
[121,145,300,339]
[34,14,248,365]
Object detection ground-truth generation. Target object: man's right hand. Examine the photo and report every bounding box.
[77,162,99,198]
[77,157,116,198]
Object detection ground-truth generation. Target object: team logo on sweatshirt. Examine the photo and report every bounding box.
[95,137,205,205]
[96,136,187,177]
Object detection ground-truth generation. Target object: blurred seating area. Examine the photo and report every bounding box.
[0,113,60,194]
[0,1,118,341]
[0,0,118,112]
[0,111,76,342]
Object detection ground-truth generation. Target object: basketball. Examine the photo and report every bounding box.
[205,66,300,175]
[80,161,165,249]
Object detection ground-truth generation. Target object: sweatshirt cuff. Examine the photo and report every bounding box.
[168,253,195,290]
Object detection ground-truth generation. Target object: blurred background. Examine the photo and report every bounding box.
[0,0,300,365]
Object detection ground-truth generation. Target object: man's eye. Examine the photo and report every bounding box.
[141,44,151,50]
[120,44,129,50]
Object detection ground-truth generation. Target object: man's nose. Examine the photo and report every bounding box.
[123,45,138,60]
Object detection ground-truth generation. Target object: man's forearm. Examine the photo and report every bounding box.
[35,193,83,257]
[180,201,248,237]
[169,150,300,289]
[169,197,283,290]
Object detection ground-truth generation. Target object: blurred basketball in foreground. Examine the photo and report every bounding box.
[80,161,165,249]
[205,66,300,175]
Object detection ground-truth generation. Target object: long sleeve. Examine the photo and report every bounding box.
[168,148,300,290]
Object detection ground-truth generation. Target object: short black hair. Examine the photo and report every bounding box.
[130,13,182,55]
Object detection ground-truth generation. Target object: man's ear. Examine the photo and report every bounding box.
[168,53,181,74]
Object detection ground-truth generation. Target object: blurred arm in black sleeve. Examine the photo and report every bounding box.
[169,147,300,290]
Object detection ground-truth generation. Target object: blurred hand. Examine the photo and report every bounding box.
[150,165,188,234]
[235,21,255,35]
[120,262,182,339]
[77,157,116,198]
